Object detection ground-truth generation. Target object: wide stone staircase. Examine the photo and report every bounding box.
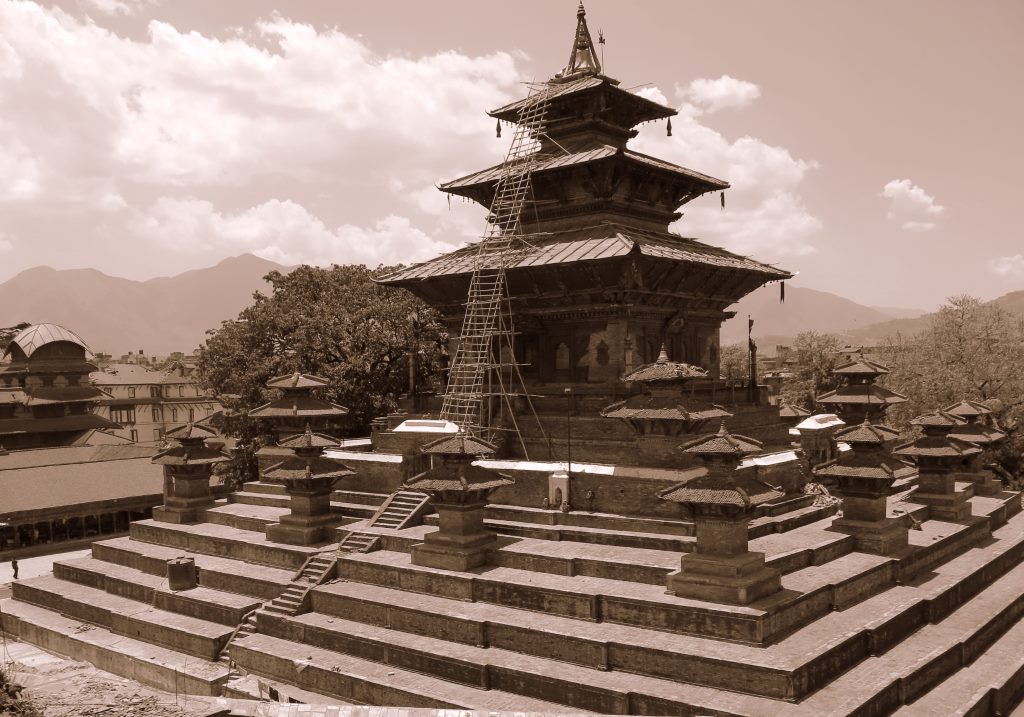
[3,477,1024,714]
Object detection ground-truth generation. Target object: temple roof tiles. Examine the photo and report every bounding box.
[943,399,993,418]
[778,403,811,419]
[441,146,728,194]
[248,395,349,419]
[947,421,1007,445]
[620,346,708,383]
[833,357,891,377]
[910,410,965,429]
[278,425,340,450]
[378,223,790,284]
[834,421,901,445]
[21,385,111,405]
[893,435,981,459]
[164,422,218,442]
[262,455,353,481]
[817,383,908,406]
[421,434,497,457]
[681,424,763,457]
[658,473,783,508]
[265,372,331,390]
[405,463,514,493]
[600,402,732,423]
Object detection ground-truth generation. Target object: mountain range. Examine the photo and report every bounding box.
[0,254,1019,358]
[0,254,289,356]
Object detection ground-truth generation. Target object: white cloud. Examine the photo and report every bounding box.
[902,221,936,233]
[679,75,761,113]
[989,254,1024,278]
[630,80,820,260]
[881,179,944,232]
[80,0,160,17]
[133,197,454,268]
[633,86,668,106]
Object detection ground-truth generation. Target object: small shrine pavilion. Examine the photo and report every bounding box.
[249,372,348,439]
[659,425,784,604]
[152,422,230,524]
[404,434,514,571]
[816,355,907,423]
[894,411,981,522]
[814,421,915,555]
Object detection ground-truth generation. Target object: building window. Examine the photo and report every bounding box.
[153,428,162,441]
[152,407,161,422]
[150,386,160,398]
[110,407,136,424]
[189,408,195,422]
[128,387,136,398]
[178,386,185,397]
[171,408,178,422]
[129,429,138,442]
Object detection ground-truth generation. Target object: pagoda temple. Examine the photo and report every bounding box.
[249,372,349,439]
[816,355,907,423]
[379,4,790,390]
[0,323,118,449]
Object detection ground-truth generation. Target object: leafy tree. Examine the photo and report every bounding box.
[719,342,748,381]
[779,331,843,409]
[197,264,445,448]
[879,295,1024,477]
[0,322,31,349]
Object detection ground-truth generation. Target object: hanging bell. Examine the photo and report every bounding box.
[666,117,672,137]
[720,192,725,210]
[496,119,502,138]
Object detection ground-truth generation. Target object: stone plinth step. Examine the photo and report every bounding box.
[227,490,289,508]
[230,632,620,713]
[53,556,262,625]
[204,502,289,532]
[0,598,231,696]
[332,489,389,507]
[92,536,294,600]
[13,574,235,660]
[223,673,353,705]
[486,504,694,536]
[258,610,782,716]
[129,519,333,570]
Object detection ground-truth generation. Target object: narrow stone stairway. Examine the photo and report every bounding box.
[368,490,430,530]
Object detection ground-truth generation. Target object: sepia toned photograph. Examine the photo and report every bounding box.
[1,1,1023,715]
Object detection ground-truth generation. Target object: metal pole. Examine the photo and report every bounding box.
[564,387,572,480]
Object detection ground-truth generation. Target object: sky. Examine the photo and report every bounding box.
[0,0,1022,311]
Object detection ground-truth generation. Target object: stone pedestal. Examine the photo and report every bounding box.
[914,471,972,522]
[666,513,781,605]
[266,479,336,545]
[828,491,909,556]
[411,501,496,571]
[153,468,215,524]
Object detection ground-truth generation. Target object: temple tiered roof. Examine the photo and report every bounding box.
[152,422,229,467]
[405,434,512,493]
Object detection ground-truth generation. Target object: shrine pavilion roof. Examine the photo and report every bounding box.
[151,443,229,466]
[681,424,763,457]
[778,403,811,419]
[600,388,731,423]
[248,395,349,419]
[814,453,915,482]
[0,414,119,436]
[3,323,89,361]
[164,422,218,442]
[893,435,981,459]
[421,434,497,457]
[278,426,339,450]
[266,372,330,390]
[817,383,908,406]
[378,222,790,284]
[947,421,1006,445]
[619,346,709,383]
[834,421,901,446]
[440,145,727,195]
[405,462,513,493]
[910,410,965,430]
[833,357,891,377]
[262,455,353,481]
[490,80,676,128]
[658,472,783,508]
[943,399,993,418]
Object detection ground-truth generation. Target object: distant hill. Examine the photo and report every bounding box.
[0,254,289,356]
[720,285,898,345]
[722,285,1024,349]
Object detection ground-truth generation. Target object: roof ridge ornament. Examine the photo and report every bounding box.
[557,1,602,79]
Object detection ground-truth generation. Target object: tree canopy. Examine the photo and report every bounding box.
[779,331,843,409]
[197,264,445,442]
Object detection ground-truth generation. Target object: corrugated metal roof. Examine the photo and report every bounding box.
[489,76,604,117]
[379,223,791,283]
[0,457,162,514]
[441,147,728,191]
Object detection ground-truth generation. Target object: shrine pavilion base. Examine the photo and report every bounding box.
[5,471,1024,715]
